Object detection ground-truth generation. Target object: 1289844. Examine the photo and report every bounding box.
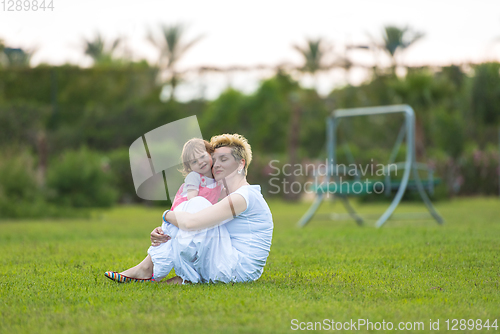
[2,0,54,11]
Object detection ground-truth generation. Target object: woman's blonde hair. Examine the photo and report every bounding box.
[180,138,214,176]
[210,133,252,175]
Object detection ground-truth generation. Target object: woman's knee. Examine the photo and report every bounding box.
[183,196,212,213]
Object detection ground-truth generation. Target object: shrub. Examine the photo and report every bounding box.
[46,147,118,208]
[107,148,137,203]
[0,102,50,149]
[0,149,88,219]
[458,144,499,196]
[0,149,40,217]
[0,150,39,201]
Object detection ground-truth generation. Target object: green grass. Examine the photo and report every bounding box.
[1,197,499,333]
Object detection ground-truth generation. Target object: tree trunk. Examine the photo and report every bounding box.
[415,118,426,161]
[169,73,178,101]
[286,94,302,201]
[36,130,48,186]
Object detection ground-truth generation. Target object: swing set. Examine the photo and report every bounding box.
[297,105,444,228]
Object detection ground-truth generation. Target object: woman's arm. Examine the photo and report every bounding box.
[218,186,227,200]
[166,193,247,231]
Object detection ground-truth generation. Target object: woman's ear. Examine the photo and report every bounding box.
[239,159,246,172]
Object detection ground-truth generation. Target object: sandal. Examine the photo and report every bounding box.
[104,271,153,283]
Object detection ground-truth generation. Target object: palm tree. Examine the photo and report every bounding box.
[293,38,331,88]
[381,25,424,74]
[147,24,203,101]
[82,33,122,65]
[286,38,331,200]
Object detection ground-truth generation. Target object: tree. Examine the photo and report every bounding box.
[0,41,35,68]
[147,24,203,101]
[289,39,332,199]
[0,39,5,67]
[381,25,424,74]
[391,68,455,158]
[471,62,500,125]
[82,33,122,66]
[293,38,332,87]
[469,62,500,146]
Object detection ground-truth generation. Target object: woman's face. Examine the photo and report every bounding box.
[212,147,240,181]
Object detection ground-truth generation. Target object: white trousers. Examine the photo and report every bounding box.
[147,197,238,283]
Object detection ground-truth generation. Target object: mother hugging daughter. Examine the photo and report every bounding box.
[105,133,274,285]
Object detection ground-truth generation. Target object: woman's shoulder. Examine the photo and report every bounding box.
[233,184,261,196]
[233,185,268,209]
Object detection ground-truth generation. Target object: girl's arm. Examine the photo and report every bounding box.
[184,172,201,200]
[165,193,247,231]
[187,189,199,200]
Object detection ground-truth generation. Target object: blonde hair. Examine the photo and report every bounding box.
[180,138,213,176]
[210,133,252,175]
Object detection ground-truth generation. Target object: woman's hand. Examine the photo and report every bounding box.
[150,227,171,246]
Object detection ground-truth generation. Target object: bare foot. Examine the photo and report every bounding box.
[164,276,189,285]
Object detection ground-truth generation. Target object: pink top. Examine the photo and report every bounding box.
[170,172,221,211]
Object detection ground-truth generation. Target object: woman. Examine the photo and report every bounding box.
[105,133,274,284]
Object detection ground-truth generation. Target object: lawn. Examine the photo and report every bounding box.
[0,197,499,333]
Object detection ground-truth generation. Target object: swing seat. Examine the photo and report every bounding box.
[310,178,440,196]
[388,178,441,191]
[309,160,441,196]
[310,180,378,195]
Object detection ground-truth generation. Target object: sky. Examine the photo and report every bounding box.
[1,0,500,99]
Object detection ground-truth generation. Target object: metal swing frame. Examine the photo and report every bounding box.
[297,104,444,228]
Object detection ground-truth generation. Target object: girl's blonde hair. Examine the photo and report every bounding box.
[180,138,214,176]
[210,133,252,175]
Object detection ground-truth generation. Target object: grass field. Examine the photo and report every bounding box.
[1,197,499,333]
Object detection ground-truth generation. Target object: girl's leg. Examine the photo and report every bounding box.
[167,197,214,283]
[173,197,213,263]
[119,254,154,279]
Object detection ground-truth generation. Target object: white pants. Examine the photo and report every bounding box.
[147,196,237,283]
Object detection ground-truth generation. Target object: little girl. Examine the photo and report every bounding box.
[147,138,223,282]
[169,138,222,212]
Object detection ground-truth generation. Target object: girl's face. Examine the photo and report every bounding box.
[188,149,213,177]
[212,147,241,181]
